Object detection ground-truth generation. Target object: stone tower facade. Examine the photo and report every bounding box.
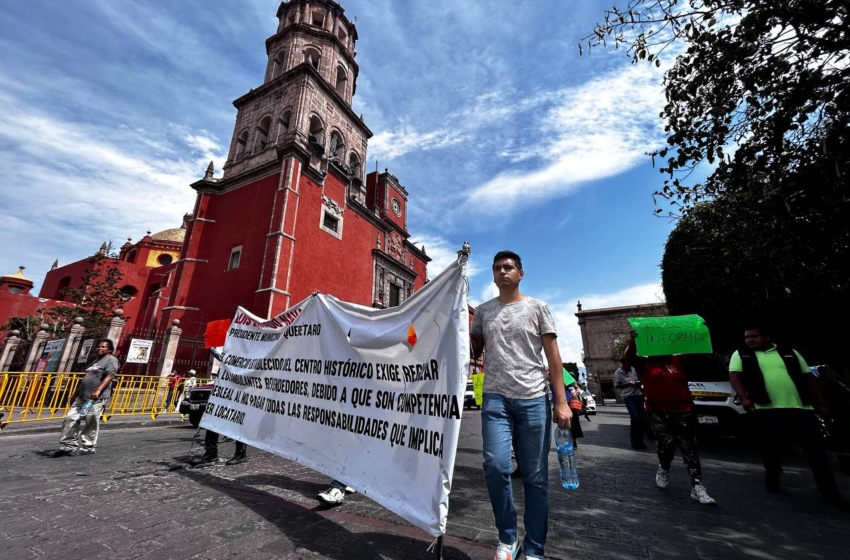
[223,0,368,204]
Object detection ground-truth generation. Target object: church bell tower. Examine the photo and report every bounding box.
[221,0,368,202]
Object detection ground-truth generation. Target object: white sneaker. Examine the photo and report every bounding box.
[344,486,356,493]
[525,556,544,560]
[690,483,716,505]
[655,467,669,489]
[494,541,520,560]
[317,487,345,505]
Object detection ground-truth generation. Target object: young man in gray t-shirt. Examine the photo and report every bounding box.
[470,250,570,560]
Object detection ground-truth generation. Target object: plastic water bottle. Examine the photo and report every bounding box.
[555,427,579,490]
[78,399,95,420]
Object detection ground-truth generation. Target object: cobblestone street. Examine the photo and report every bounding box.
[2,407,848,560]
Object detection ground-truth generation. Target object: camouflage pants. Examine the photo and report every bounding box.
[648,410,702,486]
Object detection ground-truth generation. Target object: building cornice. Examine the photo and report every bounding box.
[232,63,372,139]
[575,302,666,318]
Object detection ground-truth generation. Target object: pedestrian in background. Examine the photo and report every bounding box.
[623,332,716,505]
[181,369,198,405]
[165,370,182,410]
[52,339,119,457]
[567,383,585,447]
[614,358,649,449]
[729,325,849,511]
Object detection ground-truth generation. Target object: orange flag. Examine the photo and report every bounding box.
[205,319,231,348]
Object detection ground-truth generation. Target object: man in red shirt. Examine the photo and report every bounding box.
[624,332,716,505]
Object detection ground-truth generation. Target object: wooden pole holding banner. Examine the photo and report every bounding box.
[434,535,443,559]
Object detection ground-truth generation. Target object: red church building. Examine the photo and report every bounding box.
[160,0,429,330]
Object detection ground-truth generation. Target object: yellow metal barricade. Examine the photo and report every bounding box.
[0,373,209,429]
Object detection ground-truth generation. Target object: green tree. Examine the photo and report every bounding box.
[53,254,127,332]
[586,0,850,364]
[583,1,849,218]
[661,201,847,365]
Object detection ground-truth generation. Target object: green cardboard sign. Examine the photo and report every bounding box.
[627,314,712,356]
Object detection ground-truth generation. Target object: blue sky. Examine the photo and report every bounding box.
[0,0,683,365]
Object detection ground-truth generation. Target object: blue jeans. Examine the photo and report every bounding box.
[482,394,552,558]
[623,394,648,446]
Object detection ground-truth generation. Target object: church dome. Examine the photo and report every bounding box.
[150,227,186,243]
[1,266,32,283]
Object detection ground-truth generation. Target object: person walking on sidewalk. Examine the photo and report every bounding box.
[729,326,850,511]
[52,339,119,457]
[165,370,182,410]
[614,358,649,449]
[471,250,571,560]
[623,332,716,505]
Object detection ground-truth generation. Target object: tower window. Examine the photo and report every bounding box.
[335,66,347,97]
[235,131,249,159]
[329,131,345,161]
[311,11,324,28]
[272,51,286,79]
[349,152,362,182]
[228,246,242,270]
[303,47,320,71]
[157,254,173,266]
[337,26,347,42]
[277,110,291,142]
[255,116,271,152]
[308,115,325,152]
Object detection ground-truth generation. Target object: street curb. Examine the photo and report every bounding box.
[0,415,190,436]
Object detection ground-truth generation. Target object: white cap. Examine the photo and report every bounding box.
[188,369,197,375]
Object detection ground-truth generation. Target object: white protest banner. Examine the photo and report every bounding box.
[125,339,154,364]
[201,258,469,537]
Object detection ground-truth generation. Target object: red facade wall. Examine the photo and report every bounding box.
[166,172,284,327]
[0,292,67,328]
[38,259,158,332]
[288,170,377,306]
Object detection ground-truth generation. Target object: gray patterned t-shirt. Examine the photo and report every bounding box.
[470,297,557,399]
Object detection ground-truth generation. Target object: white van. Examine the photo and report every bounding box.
[684,354,749,436]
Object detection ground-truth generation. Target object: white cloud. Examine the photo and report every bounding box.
[184,133,223,157]
[0,92,227,291]
[466,64,666,212]
[368,126,468,162]
[549,282,665,366]
[407,234,484,282]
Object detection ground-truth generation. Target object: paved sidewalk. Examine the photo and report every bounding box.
[1,412,187,435]
[1,408,848,559]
